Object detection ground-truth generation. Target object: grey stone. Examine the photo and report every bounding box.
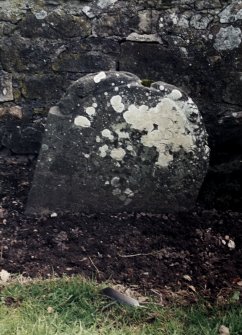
[219,1,242,23]
[190,14,213,30]
[82,5,96,18]
[126,33,162,43]
[214,26,242,51]
[92,9,139,37]
[26,71,209,214]
[97,0,118,9]
[18,12,91,39]
[195,0,221,10]
[0,71,13,102]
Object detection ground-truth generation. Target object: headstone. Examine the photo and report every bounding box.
[26,71,209,214]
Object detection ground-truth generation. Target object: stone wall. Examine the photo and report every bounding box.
[0,0,242,209]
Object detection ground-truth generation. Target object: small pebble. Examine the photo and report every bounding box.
[228,239,235,250]
[219,325,230,335]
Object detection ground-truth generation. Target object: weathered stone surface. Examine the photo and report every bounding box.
[93,9,139,37]
[0,36,119,73]
[0,36,62,73]
[120,42,187,83]
[52,51,116,73]
[2,124,43,154]
[27,71,209,214]
[21,75,66,102]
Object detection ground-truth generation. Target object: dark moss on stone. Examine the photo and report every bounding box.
[141,79,155,87]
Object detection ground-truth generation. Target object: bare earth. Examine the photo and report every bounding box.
[0,154,242,303]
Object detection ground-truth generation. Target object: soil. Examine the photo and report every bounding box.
[0,153,242,303]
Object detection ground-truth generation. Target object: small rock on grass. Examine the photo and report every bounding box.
[0,269,11,282]
[47,306,54,314]
[219,325,230,335]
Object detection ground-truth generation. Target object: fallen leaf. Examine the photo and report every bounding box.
[188,285,196,292]
[183,275,192,281]
[0,269,11,283]
[137,295,149,304]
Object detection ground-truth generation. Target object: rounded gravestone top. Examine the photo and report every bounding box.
[27,71,209,214]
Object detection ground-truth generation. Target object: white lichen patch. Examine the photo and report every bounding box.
[110,95,125,113]
[110,147,126,161]
[219,1,242,23]
[115,129,130,139]
[167,89,183,101]
[74,116,91,128]
[127,145,133,151]
[214,26,242,51]
[101,129,114,141]
[127,33,162,43]
[82,6,95,18]
[123,99,195,167]
[94,71,106,83]
[170,13,178,25]
[49,106,63,117]
[99,144,109,157]
[97,0,118,9]
[34,10,48,20]
[124,188,134,197]
[112,123,130,139]
[85,106,96,117]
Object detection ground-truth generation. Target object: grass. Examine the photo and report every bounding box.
[0,276,241,335]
